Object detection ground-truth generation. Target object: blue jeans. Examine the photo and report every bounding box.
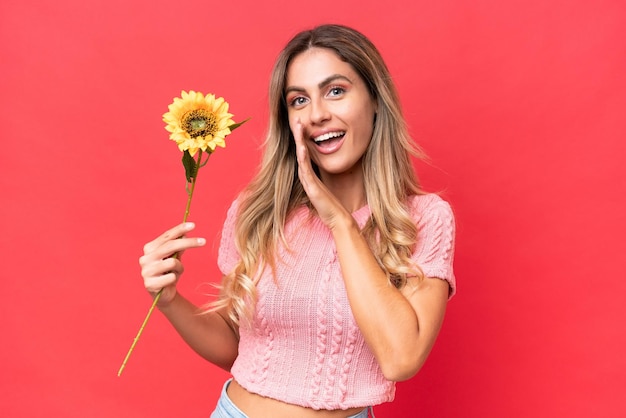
[210,379,374,418]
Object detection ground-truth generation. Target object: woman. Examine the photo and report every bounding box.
[141,24,456,418]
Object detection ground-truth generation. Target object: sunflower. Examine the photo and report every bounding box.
[163,90,235,156]
[118,90,247,378]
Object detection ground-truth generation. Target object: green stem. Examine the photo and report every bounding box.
[118,150,205,377]
[183,150,203,223]
[117,291,162,376]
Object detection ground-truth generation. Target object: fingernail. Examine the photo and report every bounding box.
[184,222,195,230]
[197,238,206,245]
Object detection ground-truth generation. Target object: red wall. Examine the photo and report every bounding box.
[1,1,625,417]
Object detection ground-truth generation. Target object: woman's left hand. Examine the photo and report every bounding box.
[293,119,349,229]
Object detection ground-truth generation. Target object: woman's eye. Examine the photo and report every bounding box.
[328,87,345,97]
[290,96,308,107]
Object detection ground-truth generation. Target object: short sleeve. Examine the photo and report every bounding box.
[217,198,241,276]
[408,194,456,297]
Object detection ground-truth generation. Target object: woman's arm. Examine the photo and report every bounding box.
[292,120,449,381]
[330,215,448,381]
[157,293,239,371]
[140,222,239,371]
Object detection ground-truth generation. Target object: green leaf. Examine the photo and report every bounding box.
[199,152,211,168]
[228,117,251,132]
[182,150,196,182]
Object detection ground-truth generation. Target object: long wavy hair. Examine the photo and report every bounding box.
[210,24,426,326]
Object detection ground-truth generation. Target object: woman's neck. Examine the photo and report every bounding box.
[320,171,367,213]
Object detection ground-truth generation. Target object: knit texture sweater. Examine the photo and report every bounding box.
[217,193,456,410]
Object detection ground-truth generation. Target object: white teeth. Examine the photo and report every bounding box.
[313,131,345,143]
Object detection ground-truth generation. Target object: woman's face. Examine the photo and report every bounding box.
[285,47,377,182]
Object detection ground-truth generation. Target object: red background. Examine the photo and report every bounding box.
[1,0,625,417]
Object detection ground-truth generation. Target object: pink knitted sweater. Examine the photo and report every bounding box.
[217,194,456,410]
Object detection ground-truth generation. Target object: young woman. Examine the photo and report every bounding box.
[140,24,456,418]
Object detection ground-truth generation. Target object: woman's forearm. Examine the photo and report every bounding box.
[158,292,239,371]
[331,213,448,381]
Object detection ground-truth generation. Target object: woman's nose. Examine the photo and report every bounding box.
[309,98,331,124]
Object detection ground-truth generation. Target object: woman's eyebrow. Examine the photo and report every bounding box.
[285,74,353,95]
[318,74,352,88]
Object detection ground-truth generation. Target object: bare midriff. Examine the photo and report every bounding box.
[226,379,365,418]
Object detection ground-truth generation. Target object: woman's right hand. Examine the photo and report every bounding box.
[139,222,206,307]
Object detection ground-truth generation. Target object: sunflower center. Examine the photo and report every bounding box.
[182,109,218,138]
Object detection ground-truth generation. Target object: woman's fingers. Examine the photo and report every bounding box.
[139,223,206,304]
[141,256,182,281]
[140,236,206,265]
[144,272,178,294]
[143,222,196,255]
[293,119,323,196]
[140,222,206,264]
[293,119,344,226]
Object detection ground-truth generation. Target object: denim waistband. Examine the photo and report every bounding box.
[209,379,374,417]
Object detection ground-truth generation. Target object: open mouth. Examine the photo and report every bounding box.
[312,131,346,149]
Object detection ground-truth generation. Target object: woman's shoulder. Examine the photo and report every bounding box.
[407,193,452,214]
[407,194,456,296]
[406,193,455,229]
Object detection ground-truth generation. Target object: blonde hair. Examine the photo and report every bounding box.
[210,24,425,326]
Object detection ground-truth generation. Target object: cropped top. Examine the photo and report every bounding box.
[217,193,456,410]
